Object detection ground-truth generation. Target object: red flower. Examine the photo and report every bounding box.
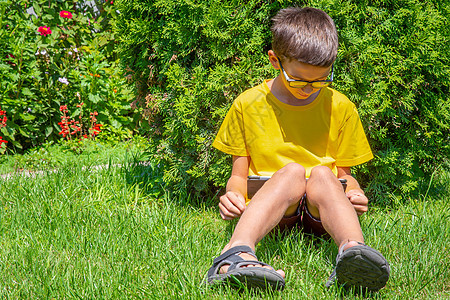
[60,105,68,112]
[0,136,7,145]
[89,123,103,136]
[59,11,73,19]
[38,26,52,36]
[0,108,7,130]
[0,110,6,128]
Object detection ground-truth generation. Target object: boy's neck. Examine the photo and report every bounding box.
[267,76,320,106]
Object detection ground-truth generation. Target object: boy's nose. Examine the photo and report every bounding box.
[301,84,314,94]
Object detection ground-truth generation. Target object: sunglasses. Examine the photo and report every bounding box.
[278,59,334,89]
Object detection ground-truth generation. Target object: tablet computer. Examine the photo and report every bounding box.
[247,175,347,199]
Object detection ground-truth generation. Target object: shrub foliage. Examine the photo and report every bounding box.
[0,0,136,152]
[114,0,449,202]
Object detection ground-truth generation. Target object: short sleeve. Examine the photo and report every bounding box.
[212,100,249,156]
[335,106,374,167]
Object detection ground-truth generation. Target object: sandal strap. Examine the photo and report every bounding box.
[212,245,257,264]
[208,245,264,277]
[337,241,365,259]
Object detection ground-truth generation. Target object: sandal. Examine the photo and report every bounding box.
[325,242,390,291]
[207,245,285,290]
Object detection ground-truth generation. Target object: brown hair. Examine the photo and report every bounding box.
[271,7,338,67]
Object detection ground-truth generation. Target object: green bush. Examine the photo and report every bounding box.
[113,0,450,202]
[328,0,450,201]
[0,0,137,152]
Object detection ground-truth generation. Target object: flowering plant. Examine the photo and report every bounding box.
[58,104,103,140]
[0,0,137,153]
[0,107,8,154]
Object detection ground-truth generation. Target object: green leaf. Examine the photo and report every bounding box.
[18,126,30,138]
[0,127,11,139]
[45,126,53,137]
[88,94,102,103]
[20,114,36,121]
[32,2,42,16]
[22,87,34,96]
[110,118,121,129]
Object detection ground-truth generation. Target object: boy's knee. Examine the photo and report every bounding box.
[307,166,342,204]
[277,162,306,179]
[310,165,334,178]
[270,163,305,206]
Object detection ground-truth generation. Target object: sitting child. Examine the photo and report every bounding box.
[207,6,390,291]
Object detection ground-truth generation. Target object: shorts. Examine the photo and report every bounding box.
[275,195,329,238]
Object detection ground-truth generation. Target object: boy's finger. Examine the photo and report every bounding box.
[219,198,242,216]
[219,208,235,220]
[227,192,246,212]
[349,198,365,206]
[346,191,363,198]
[348,195,368,205]
[235,195,246,212]
[219,203,238,220]
[352,204,368,215]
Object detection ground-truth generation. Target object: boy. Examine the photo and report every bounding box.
[207,7,390,291]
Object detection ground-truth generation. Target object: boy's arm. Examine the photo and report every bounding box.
[337,166,368,216]
[219,155,250,220]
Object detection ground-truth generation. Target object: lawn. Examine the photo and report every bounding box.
[0,143,449,299]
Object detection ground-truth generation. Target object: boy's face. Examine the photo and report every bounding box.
[268,50,333,101]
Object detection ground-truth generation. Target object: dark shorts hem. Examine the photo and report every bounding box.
[275,195,330,238]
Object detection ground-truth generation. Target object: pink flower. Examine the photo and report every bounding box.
[59,11,73,19]
[38,26,52,36]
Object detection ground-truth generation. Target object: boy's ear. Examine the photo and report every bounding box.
[268,50,280,70]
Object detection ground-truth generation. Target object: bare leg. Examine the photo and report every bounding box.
[220,163,306,275]
[305,166,390,291]
[305,166,364,249]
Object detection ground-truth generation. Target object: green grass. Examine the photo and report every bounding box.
[0,136,149,175]
[0,144,449,299]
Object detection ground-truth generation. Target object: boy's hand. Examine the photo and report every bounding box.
[346,189,368,216]
[219,191,246,220]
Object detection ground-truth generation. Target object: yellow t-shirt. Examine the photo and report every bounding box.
[212,80,373,178]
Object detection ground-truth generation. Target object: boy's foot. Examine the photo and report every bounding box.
[326,241,390,291]
[207,245,285,290]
